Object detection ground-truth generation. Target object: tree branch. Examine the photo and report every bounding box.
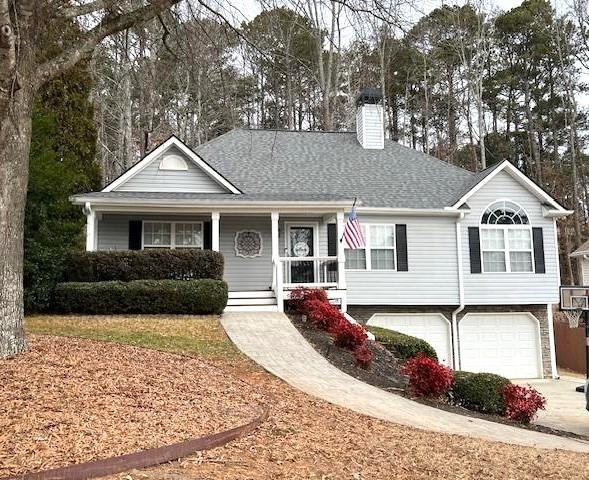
[36,0,181,88]
[60,1,111,18]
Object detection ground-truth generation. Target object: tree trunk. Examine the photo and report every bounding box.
[0,88,33,358]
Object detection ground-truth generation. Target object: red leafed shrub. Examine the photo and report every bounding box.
[290,287,328,314]
[353,344,374,368]
[333,321,368,350]
[400,355,454,398]
[500,384,546,423]
[306,300,344,331]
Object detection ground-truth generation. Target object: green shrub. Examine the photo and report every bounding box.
[52,279,228,315]
[368,326,438,362]
[63,249,224,282]
[451,371,511,415]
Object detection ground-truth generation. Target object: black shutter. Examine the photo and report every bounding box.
[533,227,546,274]
[203,221,212,250]
[327,224,337,257]
[128,220,142,250]
[396,224,408,271]
[468,227,482,274]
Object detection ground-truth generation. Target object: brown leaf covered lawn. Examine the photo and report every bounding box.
[0,334,264,476]
[1,315,587,480]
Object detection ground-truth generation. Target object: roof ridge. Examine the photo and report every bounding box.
[239,127,353,134]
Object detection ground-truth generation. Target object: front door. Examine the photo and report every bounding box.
[287,225,315,284]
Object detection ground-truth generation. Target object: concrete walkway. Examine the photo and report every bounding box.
[528,377,589,437]
[221,312,589,453]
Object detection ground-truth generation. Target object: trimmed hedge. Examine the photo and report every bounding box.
[451,371,511,415]
[53,279,228,315]
[63,250,224,282]
[367,326,438,362]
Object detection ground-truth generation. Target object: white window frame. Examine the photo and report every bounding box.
[142,221,204,250]
[479,200,534,273]
[345,223,397,272]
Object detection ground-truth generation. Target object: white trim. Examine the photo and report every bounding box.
[141,220,204,249]
[336,211,347,293]
[211,211,220,251]
[367,312,453,368]
[85,205,97,252]
[450,160,567,212]
[234,230,263,258]
[459,311,544,379]
[547,304,559,379]
[102,136,242,194]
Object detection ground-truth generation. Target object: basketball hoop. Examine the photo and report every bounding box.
[564,308,583,328]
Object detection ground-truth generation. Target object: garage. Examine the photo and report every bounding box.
[367,313,453,366]
[459,313,542,379]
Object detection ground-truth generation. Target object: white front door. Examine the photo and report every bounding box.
[459,313,542,379]
[367,313,453,366]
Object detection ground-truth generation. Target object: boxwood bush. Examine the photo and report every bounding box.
[63,249,224,282]
[451,371,511,415]
[367,326,438,362]
[53,279,228,315]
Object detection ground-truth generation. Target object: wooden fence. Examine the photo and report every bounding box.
[554,320,586,374]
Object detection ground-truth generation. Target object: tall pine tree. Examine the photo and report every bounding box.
[24,63,101,311]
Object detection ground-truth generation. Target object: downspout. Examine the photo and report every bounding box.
[451,212,466,370]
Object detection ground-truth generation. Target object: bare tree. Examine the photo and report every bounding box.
[0,0,183,358]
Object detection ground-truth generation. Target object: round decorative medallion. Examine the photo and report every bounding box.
[293,241,310,257]
[234,230,263,258]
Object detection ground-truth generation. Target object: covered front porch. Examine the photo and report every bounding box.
[81,200,350,312]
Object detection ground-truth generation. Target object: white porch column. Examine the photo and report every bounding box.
[336,211,347,312]
[84,202,97,251]
[211,212,220,251]
[271,211,280,261]
[271,211,283,312]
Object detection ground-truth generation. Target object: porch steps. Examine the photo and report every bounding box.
[225,290,279,312]
[228,291,275,299]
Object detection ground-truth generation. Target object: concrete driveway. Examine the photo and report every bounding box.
[528,376,589,437]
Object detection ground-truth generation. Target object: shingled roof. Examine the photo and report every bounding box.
[193,128,476,209]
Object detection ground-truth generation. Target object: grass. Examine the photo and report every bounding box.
[25,314,241,360]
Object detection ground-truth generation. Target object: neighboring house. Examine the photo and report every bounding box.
[71,90,571,380]
[571,240,589,285]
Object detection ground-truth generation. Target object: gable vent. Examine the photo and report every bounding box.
[159,154,188,171]
[356,88,384,150]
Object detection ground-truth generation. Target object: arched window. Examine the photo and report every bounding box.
[479,201,533,273]
[481,200,529,225]
[159,154,188,171]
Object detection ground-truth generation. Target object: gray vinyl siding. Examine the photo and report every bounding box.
[115,147,228,193]
[461,170,560,304]
[97,213,210,251]
[356,105,384,149]
[220,216,273,291]
[346,215,460,305]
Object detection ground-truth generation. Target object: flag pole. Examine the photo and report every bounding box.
[339,197,357,243]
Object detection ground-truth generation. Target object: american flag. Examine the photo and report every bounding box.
[343,206,365,249]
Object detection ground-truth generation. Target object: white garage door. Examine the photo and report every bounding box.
[367,313,452,366]
[459,313,542,379]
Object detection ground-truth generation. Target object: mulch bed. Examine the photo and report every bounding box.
[291,315,407,391]
[290,314,589,442]
[0,335,266,477]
